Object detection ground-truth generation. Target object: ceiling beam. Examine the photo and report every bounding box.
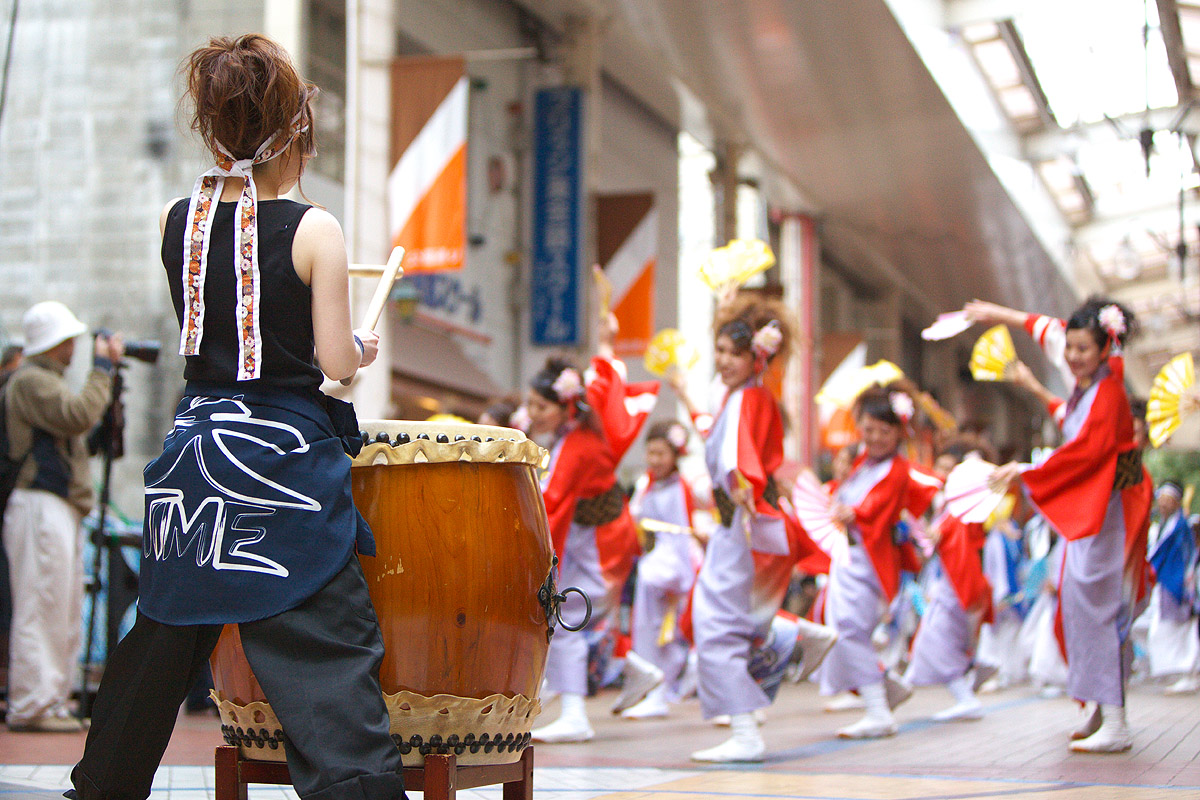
[942,0,1036,27]
[1022,102,1200,161]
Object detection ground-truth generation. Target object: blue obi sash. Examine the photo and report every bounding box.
[136,383,373,625]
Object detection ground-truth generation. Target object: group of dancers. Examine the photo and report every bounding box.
[517,288,1165,761]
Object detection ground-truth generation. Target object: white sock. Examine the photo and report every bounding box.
[730,712,763,746]
[947,675,977,705]
[859,681,892,721]
[561,692,587,720]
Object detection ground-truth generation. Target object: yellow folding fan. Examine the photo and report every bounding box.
[697,238,776,291]
[1147,352,1197,448]
[969,325,1017,382]
[814,360,905,408]
[644,329,700,377]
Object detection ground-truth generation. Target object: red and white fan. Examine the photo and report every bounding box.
[791,469,848,562]
[941,458,1008,524]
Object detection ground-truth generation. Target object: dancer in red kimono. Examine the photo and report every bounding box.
[528,321,658,742]
[819,386,942,739]
[673,294,834,762]
[968,296,1152,753]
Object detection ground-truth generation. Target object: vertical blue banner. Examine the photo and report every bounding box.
[531,87,584,346]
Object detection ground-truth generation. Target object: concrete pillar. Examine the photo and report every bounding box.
[342,0,396,419]
[780,214,820,463]
[709,141,743,245]
[560,13,605,359]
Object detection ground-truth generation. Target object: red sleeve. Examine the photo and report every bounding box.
[1020,362,1128,541]
[903,464,942,519]
[586,355,658,463]
[736,386,784,509]
[937,516,994,621]
[850,459,911,601]
[542,428,617,560]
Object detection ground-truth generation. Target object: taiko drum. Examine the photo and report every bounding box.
[209,420,555,766]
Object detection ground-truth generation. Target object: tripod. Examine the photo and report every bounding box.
[79,367,139,718]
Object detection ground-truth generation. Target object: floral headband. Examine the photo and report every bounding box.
[179,109,309,381]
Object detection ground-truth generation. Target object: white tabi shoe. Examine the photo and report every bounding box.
[611,651,665,715]
[823,692,864,712]
[836,682,896,739]
[835,715,898,739]
[621,685,669,719]
[712,709,766,726]
[1069,704,1132,753]
[1070,702,1102,741]
[691,713,765,762]
[531,693,593,743]
[792,619,838,682]
[932,699,984,722]
[1165,675,1200,695]
[932,676,984,722]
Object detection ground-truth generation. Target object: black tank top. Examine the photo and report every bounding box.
[161,197,322,388]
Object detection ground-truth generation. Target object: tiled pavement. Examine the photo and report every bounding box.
[1,680,1196,799]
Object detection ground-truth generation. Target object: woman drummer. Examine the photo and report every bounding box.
[70,35,406,800]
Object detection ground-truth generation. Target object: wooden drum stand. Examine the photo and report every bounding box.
[214,744,534,800]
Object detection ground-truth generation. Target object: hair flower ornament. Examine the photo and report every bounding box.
[1098,304,1126,340]
[509,405,531,433]
[889,391,915,424]
[666,423,689,453]
[552,368,584,404]
[751,320,783,360]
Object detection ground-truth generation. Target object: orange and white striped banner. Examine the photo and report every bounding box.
[388,56,467,273]
[597,193,657,357]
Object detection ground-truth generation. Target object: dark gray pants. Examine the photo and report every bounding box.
[71,557,406,800]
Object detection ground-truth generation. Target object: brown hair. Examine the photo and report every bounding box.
[712,292,795,366]
[184,34,316,164]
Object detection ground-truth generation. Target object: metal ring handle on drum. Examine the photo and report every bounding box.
[552,586,592,632]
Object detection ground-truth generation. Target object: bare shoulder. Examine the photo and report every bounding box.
[293,207,347,285]
[159,197,187,235]
[295,206,345,243]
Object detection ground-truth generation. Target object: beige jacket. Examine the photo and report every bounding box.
[4,354,113,516]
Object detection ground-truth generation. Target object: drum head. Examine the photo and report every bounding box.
[355,420,545,467]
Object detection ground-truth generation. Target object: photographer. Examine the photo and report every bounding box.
[3,301,123,732]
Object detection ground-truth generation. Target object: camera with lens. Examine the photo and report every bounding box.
[93,328,161,365]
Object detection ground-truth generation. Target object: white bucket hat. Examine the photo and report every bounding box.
[22,301,88,356]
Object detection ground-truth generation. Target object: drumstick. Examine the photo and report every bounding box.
[340,246,405,386]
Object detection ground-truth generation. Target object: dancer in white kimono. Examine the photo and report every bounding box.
[1144,482,1199,693]
[621,420,701,718]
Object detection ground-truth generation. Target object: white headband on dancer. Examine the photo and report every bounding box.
[1157,483,1183,501]
[179,111,307,381]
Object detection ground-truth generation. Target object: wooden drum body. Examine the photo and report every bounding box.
[210,421,554,766]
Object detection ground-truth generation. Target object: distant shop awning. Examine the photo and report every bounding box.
[390,321,502,400]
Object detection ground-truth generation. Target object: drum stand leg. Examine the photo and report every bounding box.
[214,745,536,800]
